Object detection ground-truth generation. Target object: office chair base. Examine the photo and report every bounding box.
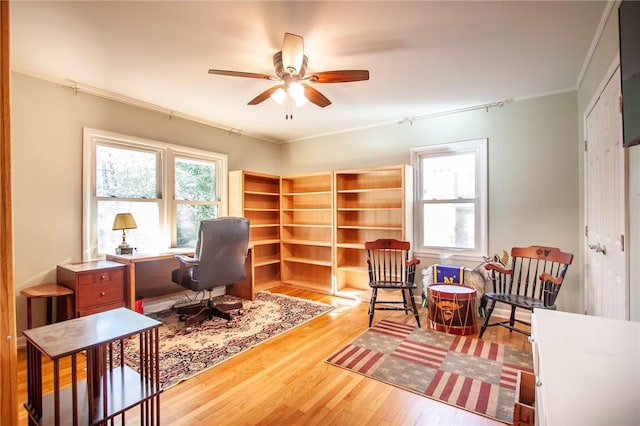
[177,301,244,326]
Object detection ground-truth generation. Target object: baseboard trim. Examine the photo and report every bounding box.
[487,306,531,324]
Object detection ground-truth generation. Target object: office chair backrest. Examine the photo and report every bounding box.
[196,217,250,287]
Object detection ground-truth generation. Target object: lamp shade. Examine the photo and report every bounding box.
[281,33,304,75]
[112,213,137,231]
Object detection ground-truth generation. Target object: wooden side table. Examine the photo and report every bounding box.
[22,308,162,425]
[20,283,74,329]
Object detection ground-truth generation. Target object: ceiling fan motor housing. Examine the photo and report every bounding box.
[274,51,308,80]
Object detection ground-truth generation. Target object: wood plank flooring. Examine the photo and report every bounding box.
[17,286,531,425]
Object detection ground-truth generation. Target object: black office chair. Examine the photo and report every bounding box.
[171,217,250,326]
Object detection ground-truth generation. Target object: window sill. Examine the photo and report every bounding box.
[413,250,485,264]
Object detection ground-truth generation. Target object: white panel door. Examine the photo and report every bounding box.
[585,67,627,319]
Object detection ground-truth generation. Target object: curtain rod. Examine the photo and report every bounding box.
[64,79,252,138]
[397,98,513,125]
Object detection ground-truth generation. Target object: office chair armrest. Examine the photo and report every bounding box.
[174,254,199,285]
[175,254,199,265]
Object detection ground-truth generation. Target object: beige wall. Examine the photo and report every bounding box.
[281,92,581,313]
[10,71,281,332]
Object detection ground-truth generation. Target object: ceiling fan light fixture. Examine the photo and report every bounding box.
[270,87,286,105]
[288,81,307,106]
[207,32,369,113]
[281,33,304,75]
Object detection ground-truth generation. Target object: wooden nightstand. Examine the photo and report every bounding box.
[57,260,127,317]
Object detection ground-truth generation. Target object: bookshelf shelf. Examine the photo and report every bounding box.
[280,173,334,294]
[334,165,412,296]
[229,170,282,293]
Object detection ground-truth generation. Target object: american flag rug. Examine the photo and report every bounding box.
[326,319,533,424]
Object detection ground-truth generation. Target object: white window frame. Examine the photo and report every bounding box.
[411,138,488,261]
[82,127,228,260]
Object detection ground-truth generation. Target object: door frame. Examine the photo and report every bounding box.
[582,54,629,318]
[0,1,18,424]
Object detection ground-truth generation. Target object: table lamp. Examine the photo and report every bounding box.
[112,213,137,254]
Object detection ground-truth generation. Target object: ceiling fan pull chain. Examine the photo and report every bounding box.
[286,97,293,120]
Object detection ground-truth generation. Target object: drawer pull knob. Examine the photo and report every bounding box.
[100,274,107,280]
[100,292,106,296]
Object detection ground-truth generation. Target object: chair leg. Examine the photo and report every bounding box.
[509,306,517,333]
[408,289,421,328]
[368,288,378,327]
[479,300,496,338]
[401,289,410,314]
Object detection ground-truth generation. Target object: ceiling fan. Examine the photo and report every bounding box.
[208,33,369,112]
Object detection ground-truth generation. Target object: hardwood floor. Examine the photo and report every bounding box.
[17,286,531,425]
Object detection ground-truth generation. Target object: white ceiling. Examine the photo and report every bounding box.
[10,1,607,144]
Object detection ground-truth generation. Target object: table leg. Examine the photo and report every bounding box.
[25,341,42,425]
[227,247,254,301]
[127,263,137,309]
[46,297,53,325]
[26,298,32,329]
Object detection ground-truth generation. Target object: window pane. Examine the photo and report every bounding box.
[175,157,217,201]
[421,152,475,199]
[97,201,160,255]
[96,145,158,198]
[176,204,219,247]
[423,203,475,248]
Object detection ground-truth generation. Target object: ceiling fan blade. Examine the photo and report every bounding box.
[302,84,331,108]
[248,85,282,105]
[306,70,370,83]
[208,69,276,80]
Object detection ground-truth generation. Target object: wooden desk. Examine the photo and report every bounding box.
[22,308,161,425]
[106,247,255,308]
[531,309,640,425]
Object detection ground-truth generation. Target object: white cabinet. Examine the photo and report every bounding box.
[531,309,640,426]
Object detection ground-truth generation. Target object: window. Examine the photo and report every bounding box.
[173,156,219,247]
[83,128,227,259]
[412,139,487,259]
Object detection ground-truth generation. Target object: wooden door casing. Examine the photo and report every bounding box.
[585,66,627,320]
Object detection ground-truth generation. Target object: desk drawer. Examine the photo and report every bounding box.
[77,269,124,285]
[77,280,125,309]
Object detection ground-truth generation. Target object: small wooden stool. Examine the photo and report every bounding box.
[20,283,74,329]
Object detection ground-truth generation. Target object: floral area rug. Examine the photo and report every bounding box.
[326,319,533,424]
[123,291,333,390]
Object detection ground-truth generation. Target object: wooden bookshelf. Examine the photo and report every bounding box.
[334,165,413,298]
[230,166,412,298]
[229,170,281,292]
[280,172,334,294]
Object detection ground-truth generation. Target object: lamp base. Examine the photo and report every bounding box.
[116,246,134,255]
